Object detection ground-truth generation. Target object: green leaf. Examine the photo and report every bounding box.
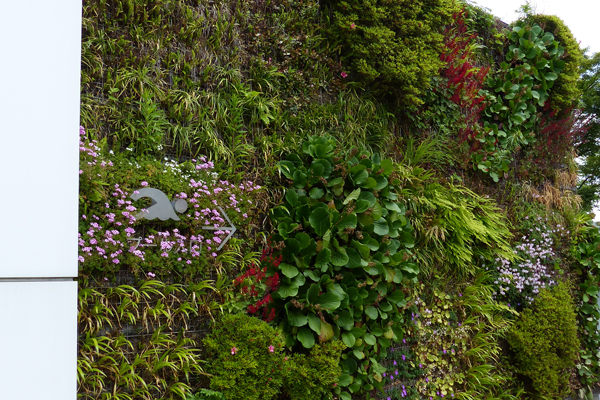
[278,283,298,298]
[545,72,558,81]
[331,248,349,266]
[285,189,298,206]
[337,213,358,230]
[371,202,383,220]
[319,320,335,342]
[387,290,405,305]
[307,284,320,304]
[295,232,311,249]
[337,310,354,330]
[309,187,324,199]
[304,269,320,281]
[340,392,351,400]
[318,293,341,310]
[352,169,368,185]
[354,199,370,213]
[345,247,362,269]
[292,169,307,187]
[361,177,377,189]
[383,201,401,213]
[364,333,376,345]
[373,218,389,236]
[378,336,390,348]
[358,191,376,207]
[278,161,295,179]
[338,374,352,387]
[307,313,322,334]
[380,159,393,175]
[309,208,330,236]
[286,308,308,327]
[297,327,315,348]
[525,47,538,59]
[280,263,299,278]
[342,332,356,347]
[343,188,361,205]
[365,306,378,320]
[315,248,331,268]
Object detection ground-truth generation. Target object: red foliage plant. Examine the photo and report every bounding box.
[233,244,281,322]
[440,9,490,144]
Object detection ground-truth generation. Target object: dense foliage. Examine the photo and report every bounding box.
[326,0,457,107]
[507,283,580,398]
[203,313,344,400]
[75,1,600,399]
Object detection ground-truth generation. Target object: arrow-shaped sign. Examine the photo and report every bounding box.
[202,207,237,251]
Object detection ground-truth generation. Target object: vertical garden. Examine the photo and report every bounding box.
[77,0,600,399]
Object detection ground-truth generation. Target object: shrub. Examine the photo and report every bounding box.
[203,314,344,400]
[474,21,565,181]
[506,282,579,398]
[523,14,583,117]
[326,0,457,107]
[282,341,345,400]
[204,314,287,400]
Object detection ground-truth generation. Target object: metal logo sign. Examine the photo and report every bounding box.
[130,188,188,221]
[130,188,237,251]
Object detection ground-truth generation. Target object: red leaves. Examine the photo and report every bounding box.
[235,241,282,322]
[440,10,489,143]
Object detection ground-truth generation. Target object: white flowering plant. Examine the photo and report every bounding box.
[488,214,568,308]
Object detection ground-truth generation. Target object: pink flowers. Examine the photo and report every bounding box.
[341,72,348,78]
[268,345,275,353]
[350,22,356,30]
[231,347,238,355]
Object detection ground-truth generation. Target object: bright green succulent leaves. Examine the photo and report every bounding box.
[475,22,565,181]
[267,136,417,397]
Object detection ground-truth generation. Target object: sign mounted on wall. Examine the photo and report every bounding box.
[130,188,188,221]
[129,188,237,251]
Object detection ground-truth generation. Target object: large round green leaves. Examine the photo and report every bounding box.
[309,207,330,236]
[297,326,315,348]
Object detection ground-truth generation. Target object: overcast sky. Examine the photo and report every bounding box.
[468,0,600,55]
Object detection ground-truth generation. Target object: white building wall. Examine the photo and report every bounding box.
[0,1,81,399]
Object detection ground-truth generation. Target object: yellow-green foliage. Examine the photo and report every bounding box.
[398,167,513,277]
[408,276,516,399]
[327,0,458,107]
[507,282,580,398]
[203,314,344,400]
[524,14,583,116]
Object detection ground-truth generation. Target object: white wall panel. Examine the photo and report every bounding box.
[0,281,77,399]
[0,1,81,278]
